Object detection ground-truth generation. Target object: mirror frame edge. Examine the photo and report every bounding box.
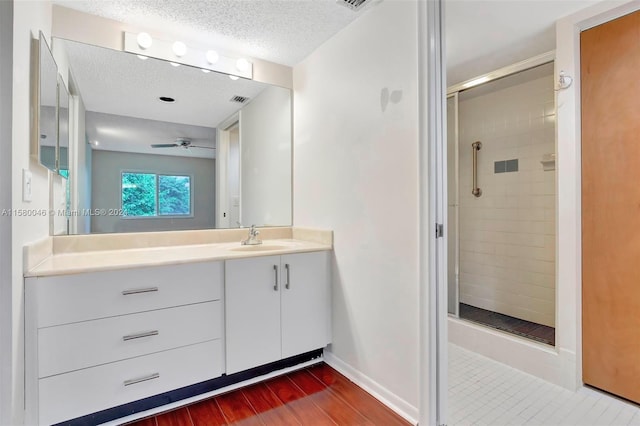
[33,31,59,173]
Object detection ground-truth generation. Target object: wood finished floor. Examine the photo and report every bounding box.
[459,303,555,346]
[126,363,410,426]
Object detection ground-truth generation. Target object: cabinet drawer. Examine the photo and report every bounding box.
[39,340,222,426]
[32,262,223,327]
[38,301,221,378]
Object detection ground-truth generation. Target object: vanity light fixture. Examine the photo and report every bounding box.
[170,62,181,67]
[206,50,219,64]
[136,32,153,50]
[202,69,211,73]
[137,55,149,60]
[236,58,250,72]
[229,75,239,81]
[172,41,187,57]
[124,32,253,79]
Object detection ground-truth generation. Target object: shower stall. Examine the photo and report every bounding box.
[447,60,557,346]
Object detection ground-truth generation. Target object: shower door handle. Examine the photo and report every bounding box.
[472,141,482,197]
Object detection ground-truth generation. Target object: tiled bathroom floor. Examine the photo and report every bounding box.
[459,304,555,346]
[449,344,640,425]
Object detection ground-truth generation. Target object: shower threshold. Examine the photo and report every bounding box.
[459,303,555,346]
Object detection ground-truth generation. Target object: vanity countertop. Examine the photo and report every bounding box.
[24,228,333,277]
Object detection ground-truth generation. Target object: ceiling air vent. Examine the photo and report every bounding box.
[230,95,250,104]
[337,0,369,11]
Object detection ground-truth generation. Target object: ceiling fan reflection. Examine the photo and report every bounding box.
[151,138,215,150]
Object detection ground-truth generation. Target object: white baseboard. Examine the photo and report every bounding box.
[323,350,419,425]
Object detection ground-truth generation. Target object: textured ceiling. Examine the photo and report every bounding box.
[53,0,364,66]
[446,0,603,85]
[55,0,606,87]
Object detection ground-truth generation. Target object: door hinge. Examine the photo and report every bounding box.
[435,223,444,238]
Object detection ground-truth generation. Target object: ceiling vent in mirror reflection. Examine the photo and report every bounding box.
[337,0,369,11]
[230,95,250,104]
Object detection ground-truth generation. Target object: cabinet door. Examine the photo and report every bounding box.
[281,251,331,358]
[225,255,281,374]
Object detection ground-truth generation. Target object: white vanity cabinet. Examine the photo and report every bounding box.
[225,251,331,374]
[25,261,225,426]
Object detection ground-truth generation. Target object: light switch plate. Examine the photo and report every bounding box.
[22,169,32,202]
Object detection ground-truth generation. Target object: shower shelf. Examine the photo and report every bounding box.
[541,153,556,171]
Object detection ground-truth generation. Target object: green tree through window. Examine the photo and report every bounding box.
[159,175,191,215]
[122,172,191,217]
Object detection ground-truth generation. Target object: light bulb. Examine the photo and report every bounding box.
[236,58,250,72]
[202,69,211,73]
[170,62,181,67]
[206,50,219,64]
[136,32,153,50]
[137,55,148,60]
[229,75,239,81]
[172,41,187,57]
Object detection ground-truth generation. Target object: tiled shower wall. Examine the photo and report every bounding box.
[458,73,556,327]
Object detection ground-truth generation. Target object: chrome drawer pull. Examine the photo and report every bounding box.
[124,373,160,386]
[122,287,158,296]
[123,330,159,341]
[273,265,278,291]
[285,264,290,289]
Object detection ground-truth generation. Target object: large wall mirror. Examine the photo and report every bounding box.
[54,38,292,235]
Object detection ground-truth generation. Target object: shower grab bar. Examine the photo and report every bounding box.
[472,141,482,197]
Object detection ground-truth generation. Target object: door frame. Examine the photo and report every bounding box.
[215,113,240,229]
[419,0,447,424]
[555,0,640,390]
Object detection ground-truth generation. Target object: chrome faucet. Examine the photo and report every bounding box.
[241,225,262,245]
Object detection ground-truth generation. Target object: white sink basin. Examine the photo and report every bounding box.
[230,245,288,252]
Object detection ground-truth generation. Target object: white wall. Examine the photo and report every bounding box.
[240,85,292,227]
[0,1,13,424]
[457,73,556,327]
[293,0,419,420]
[91,150,215,233]
[11,1,53,423]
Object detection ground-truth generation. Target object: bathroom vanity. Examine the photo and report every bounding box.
[24,227,332,425]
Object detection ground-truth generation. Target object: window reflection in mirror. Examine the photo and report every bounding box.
[121,172,192,218]
[54,38,292,235]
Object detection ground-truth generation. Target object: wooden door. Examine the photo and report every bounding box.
[225,255,281,374]
[280,252,331,358]
[582,10,640,403]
